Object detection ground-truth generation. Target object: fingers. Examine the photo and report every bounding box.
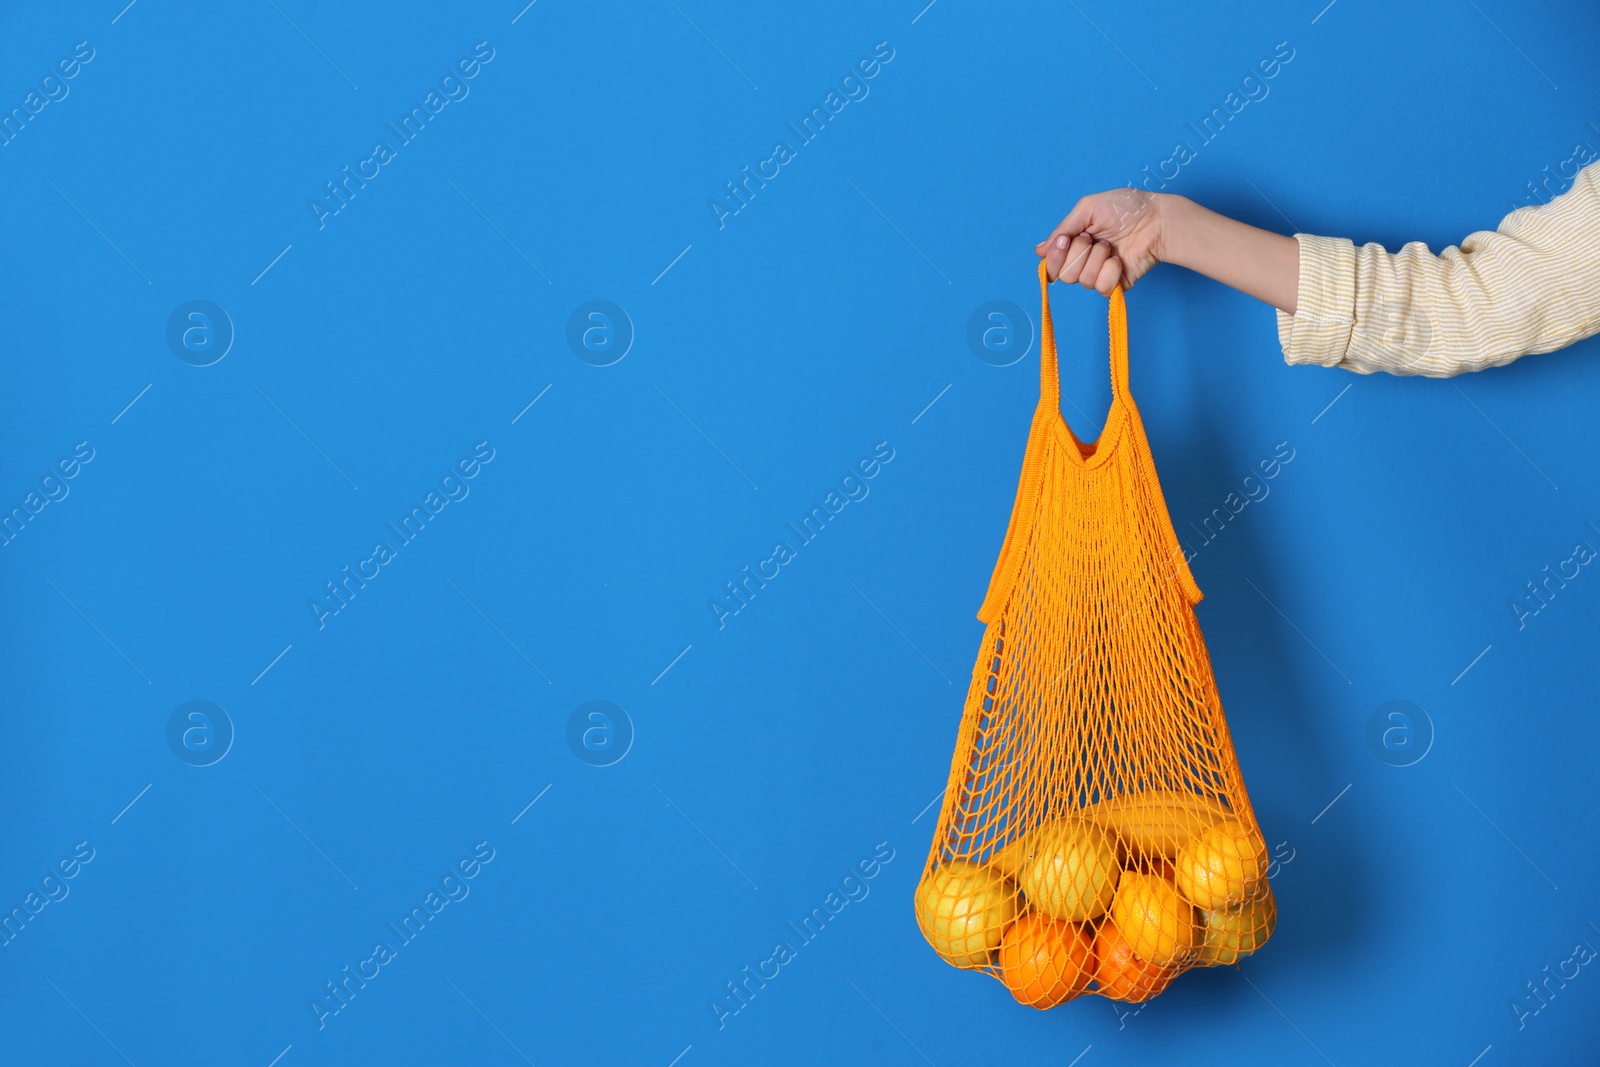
[1034,227,1066,258]
[1035,197,1095,257]
[1041,236,1128,297]
[1063,233,1094,280]
[1033,192,1136,297]
[1048,232,1093,282]
[1075,241,1111,289]
[1094,256,1123,296]
[1040,232,1068,274]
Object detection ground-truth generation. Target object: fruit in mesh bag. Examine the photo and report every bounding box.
[1085,789,1233,861]
[988,836,1028,881]
[1195,885,1277,966]
[915,860,1017,967]
[1094,917,1177,1003]
[997,913,1094,1008]
[1174,818,1269,910]
[1018,819,1120,922]
[1143,856,1177,881]
[1108,870,1198,968]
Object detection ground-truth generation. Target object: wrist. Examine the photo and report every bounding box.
[1154,194,1197,269]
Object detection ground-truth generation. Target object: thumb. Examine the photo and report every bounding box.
[1037,197,1099,254]
[1058,198,1096,239]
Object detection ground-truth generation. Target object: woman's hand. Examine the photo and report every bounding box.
[1035,189,1301,311]
[1035,190,1171,294]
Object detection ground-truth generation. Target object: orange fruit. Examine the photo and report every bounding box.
[998,914,1093,1009]
[1109,871,1197,967]
[1094,918,1176,1002]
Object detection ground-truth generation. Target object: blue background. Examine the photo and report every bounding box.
[2,1,1597,1064]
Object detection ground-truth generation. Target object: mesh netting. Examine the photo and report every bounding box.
[915,262,1273,1008]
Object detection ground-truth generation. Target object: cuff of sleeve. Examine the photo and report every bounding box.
[1277,234,1358,367]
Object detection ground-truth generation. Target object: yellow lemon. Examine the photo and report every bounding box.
[915,860,1017,967]
[1019,819,1119,922]
[1174,818,1268,909]
[1196,886,1277,966]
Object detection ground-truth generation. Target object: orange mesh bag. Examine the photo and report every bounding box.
[914,262,1274,1008]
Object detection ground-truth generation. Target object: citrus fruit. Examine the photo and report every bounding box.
[915,859,1017,967]
[998,913,1094,1008]
[1093,917,1176,1002]
[1109,870,1197,967]
[1019,819,1120,922]
[1174,818,1268,910]
[1196,885,1277,966]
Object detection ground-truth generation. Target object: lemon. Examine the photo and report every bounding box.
[915,860,1017,967]
[1174,818,1268,909]
[1196,886,1276,966]
[1019,819,1119,922]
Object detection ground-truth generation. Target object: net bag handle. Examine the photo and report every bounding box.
[978,266,1129,625]
[1037,260,1205,608]
[1036,258,1130,409]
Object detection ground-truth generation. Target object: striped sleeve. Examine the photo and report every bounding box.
[1275,159,1600,377]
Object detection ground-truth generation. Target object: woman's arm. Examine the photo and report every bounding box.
[1281,162,1600,376]
[1160,197,1300,314]
[1035,188,1296,310]
[1038,161,1600,377]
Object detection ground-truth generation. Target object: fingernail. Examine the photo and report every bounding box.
[1054,235,1068,249]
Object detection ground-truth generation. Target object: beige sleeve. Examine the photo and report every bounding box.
[1275,159,1600,377]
